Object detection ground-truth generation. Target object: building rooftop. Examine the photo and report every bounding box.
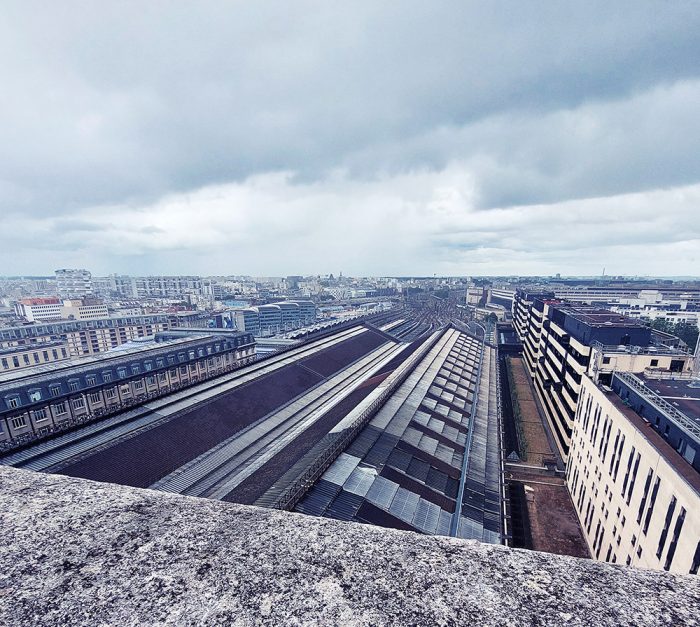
[1,465,698,626]
[639,375,700,433]
[294,327,502,542]
[0,335,215,389]
[605,377,700,496]
[554,305,647,329]
[3,325,395,496]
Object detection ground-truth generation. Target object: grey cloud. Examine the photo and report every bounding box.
[0,2,699,275]
[1,1,700,218]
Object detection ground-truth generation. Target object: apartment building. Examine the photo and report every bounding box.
[1,342,70,373]
[55,269,93,298]
[567,372,699,574]
[0,315,171,361]
[0,331,255,448]
[512,291,694,461]
[512,289,554,376]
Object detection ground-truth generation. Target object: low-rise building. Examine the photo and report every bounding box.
[14,298,63,322]
[567,372,699,574]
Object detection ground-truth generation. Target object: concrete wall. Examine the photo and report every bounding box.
[0,466,698,626]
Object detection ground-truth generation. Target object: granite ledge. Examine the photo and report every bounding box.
[0,466,697,626]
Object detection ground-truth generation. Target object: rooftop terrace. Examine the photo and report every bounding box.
[1,465,697,626]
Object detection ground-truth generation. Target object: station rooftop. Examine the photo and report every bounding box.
[0,324,403,500]
[295,326,502,542]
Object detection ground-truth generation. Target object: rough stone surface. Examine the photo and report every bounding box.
[0,466,698,626]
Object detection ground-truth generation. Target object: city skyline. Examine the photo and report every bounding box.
[1,2,699,277]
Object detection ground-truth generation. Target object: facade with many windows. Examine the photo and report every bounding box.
[512,291,694,461]
[0,315,171,363]
[0,341,70,373]
[567,372,699,574]
[233,301,317,337]
[0,332,255,449]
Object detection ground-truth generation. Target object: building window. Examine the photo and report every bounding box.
[11,416,27,429]
[131,365,140,374]
[69,380,80,392]
[33,408,48,421]
[50,385,61,397]
[602,357,611,365]
[656,496,677,559]
[28,390,42,402]
[105,388,116,399]
[86,375,96,386]
[643,478,661,535]
[103,372,112,382]
[117,368,127,378]
[6,397,20,409]
[54,401,67,415]
[71,398,85,410]
[135,380,144,390]
[650,359,659,367]
[690,541,700,575]
[89,392,101,404]
[146,376,156,386]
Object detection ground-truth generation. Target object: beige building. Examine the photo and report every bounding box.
[0,315,171,362]
[0,342,70,373]
[567,373,699,574]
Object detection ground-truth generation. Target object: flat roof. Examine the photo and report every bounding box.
[639,376,700,429]
[555,305,646,328]
[605,385,700,495]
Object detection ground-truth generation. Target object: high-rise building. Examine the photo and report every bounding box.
[55,269,93,298]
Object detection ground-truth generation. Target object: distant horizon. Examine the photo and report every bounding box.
[3,272,700,281]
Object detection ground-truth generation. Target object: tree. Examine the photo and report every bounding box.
[647,319,699,351]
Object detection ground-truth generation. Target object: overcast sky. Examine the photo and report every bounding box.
[1,1,699,277]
